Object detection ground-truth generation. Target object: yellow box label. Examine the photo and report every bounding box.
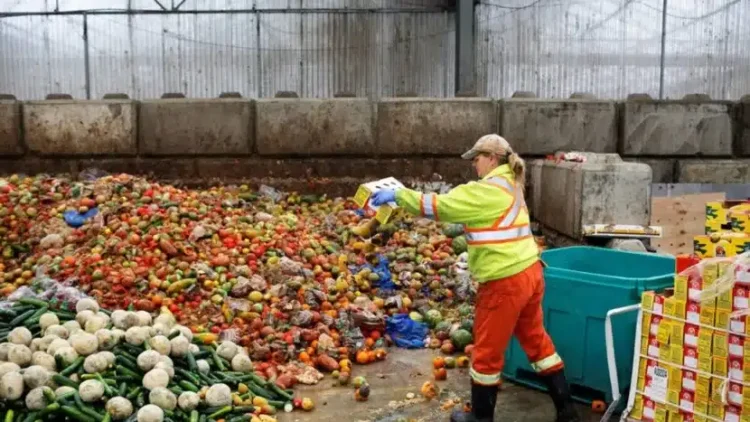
[700,305,716,326]
[654,406,668,422]
[671,345,684,365]
[717,310,731,330]
[718,289,734,311]
[703,262,719,280]
[660,342,671,360]
[672,321,685,346]
[695,397,709,414]
[667,388,680,405]
[714,331,729,358]
[353,185,372,208]
[731,211,750,233]
[706,201,726,223]
[643,291,656,311]
[696,375,711,397]
[719,261,731,277]
[694,234,737,258]
[673,300,687,320]
[664,297,677,319]
[709,401,725,419]
[637,375,645,391]
[631,395,643,420]
[375,205,394,224]
[668,366,682,390]
[698,328,714,355]
[714,357,728,377]
[675,275,689,302]
[706,220,723,234]
[698,355,712,373]
[658,320,672,344]
[712,378,724,403]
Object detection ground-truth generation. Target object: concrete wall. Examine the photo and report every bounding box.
[1,92,749,196]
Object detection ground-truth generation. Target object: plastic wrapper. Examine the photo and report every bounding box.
[290,310,313,327]
[225,298,251,312]
[694,252,750,320]
[0,266,91,310]
[219,329,240,344]
[259,185,283,202]
[385,314,429,349]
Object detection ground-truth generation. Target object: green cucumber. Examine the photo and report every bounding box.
[210,349,225,371]
[268,383,293,401]
[61,405,95,422]
[60,356,84,376]
[9,309,36,327]
[179,380,199,392]
[187,352,198,372]
[207,406,232,420]
[52,374,79,388]
[20,412,37,422]
[18,298,48,308]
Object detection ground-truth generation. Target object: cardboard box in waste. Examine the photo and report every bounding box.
[353,177,405,224]
[694,233,750,258]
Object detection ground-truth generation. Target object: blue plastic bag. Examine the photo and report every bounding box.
[350,254,397,291]
[386,314,428,349]
[63,208,98,228]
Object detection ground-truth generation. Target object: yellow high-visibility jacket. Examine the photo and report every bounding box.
[394,164,538,283]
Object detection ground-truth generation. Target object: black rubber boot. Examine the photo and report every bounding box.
[543,370,581,422]
[449,383,498,422]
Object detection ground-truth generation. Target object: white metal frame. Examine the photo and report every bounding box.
[602,304,643,422]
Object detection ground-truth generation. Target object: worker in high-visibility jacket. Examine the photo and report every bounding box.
[370,134,580,422]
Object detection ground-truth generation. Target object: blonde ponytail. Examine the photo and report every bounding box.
[507,152,526,191]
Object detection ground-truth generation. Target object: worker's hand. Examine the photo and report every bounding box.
[370,189,396,206]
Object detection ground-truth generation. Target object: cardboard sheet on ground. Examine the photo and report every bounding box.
[651,192,726,256]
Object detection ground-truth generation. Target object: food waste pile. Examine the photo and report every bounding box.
[0,173,479,420]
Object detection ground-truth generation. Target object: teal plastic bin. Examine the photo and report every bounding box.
[502,246,675,405]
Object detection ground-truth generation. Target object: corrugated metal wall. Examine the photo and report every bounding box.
[475,0,750,99]
[1,0,749,100]
[0,0,454,99]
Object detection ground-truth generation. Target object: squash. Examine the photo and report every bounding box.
[450,329,473,352]
[424,309,443,328]
[442,224,465,238]
[451,235,468,254]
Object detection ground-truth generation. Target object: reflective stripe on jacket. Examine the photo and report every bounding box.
[394,164,539,283]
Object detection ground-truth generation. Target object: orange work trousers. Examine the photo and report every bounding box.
[470,261,564,386]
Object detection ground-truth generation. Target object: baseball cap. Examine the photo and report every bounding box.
[461,134,512,160]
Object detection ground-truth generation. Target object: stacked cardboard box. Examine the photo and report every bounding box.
[694,202,750,259]
[629,260,750,422]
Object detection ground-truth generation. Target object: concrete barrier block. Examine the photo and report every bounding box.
[621,100,733,156]
[499,99,617,155]
[377,98,496,155]
[624,158,675,183]
[139,99,254,155]
[77,158,197,180]
[0,158,78,176]
[0,101,22,156]
[676,160,750,184]
[23,100,136,155]
[256,99,376,155]
[535,158,652,239]
[736,97,750,156]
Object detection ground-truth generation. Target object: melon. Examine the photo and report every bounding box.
[409,312,424,323]
[451,235,468,254]
[442,224,465,238]
[450,329,473,351]
[424,310,443,328]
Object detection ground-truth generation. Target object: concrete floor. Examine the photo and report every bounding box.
[277,349,606,422]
